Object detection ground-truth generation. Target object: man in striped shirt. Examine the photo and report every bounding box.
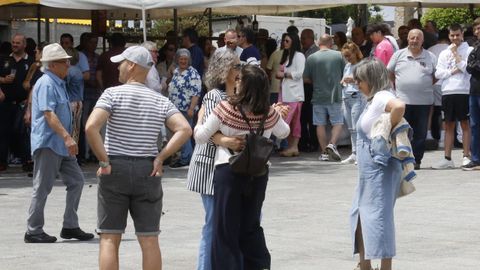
[85,46,191,270]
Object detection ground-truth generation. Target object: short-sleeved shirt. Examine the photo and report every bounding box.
[387,48,437,105]
[97,47,125,89]
[374,39,394,66]
[66,65,84,102]
[30,71,72,156]
[342,62,359,96]
[360,90,396,137]
[82,51,100,100]
[266,49,283,94]
[77,51,90,73]
[0,53,34,103]
[240,45,261,62]
[168,66,202,112]
[189,44,205,77]
[216,46,243,57]
[95,83,179,157]
[303,49,345,105]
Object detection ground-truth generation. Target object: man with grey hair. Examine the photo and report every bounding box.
[86,46,191,269]
[25,43,94,243]
[387,29,437,169]
[303,34,345,161]
[142,41,165,93]
[216,29,243,57]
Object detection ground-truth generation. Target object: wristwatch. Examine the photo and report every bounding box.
[99,160,110,168]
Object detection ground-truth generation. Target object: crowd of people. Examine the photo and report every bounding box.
[0,16,479,270]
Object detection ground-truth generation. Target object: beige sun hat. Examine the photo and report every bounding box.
[40,43,72,62]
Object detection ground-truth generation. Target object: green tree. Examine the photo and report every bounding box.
[421,8,480,30]
[298,4,383,25]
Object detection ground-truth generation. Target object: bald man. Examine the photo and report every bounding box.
[387,29,438,169]
[303,34,345,161]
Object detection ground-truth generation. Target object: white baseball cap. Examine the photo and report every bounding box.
[110,46,153,69]
[40,43,72,62]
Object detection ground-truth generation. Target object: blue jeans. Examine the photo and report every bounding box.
[404,104,431,164]
[343,93,366,153]
[197,194,214,270]
[180,111,193,164]
[470,95,480,163]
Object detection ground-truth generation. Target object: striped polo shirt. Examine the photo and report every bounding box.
[95,82,179,157]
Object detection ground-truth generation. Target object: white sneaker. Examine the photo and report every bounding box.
[431,158,455,169]
[326,143,341,161]
[462,156,471,167]
[319,153,329,161]
[341,154,356,164]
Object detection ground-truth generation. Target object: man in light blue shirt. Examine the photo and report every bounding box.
[25,43,93,243]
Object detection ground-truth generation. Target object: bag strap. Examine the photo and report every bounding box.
[238,106,268,136]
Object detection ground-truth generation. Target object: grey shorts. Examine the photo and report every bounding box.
[97,156,163,236]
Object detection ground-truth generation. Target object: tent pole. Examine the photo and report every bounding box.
[208,8,212,38]
[417,2,423,20]
[45,18,50,42]
[36,5,41,42]
[142,5,147,42]
[174,9,178,46]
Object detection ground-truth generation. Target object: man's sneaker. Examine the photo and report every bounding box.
[326,143,341,161]
[318,153,329,161]
[60,228,94,241]
[24,232,57,243]
[341,154,356,164]
[462,156,471,167]
[169,162,189,169]
[462,161,480,171]
[431,158,455,170]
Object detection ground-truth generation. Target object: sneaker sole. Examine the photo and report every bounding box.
[326,148,341,161]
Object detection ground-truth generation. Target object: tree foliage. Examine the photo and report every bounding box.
[298,4,383,25]
[421,8,480,30]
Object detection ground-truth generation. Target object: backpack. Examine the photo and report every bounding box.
[228,106,274,176]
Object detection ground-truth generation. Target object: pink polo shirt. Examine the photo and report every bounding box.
[374,38,394,66]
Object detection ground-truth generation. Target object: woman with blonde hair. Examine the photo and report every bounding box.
[340,42,366,164]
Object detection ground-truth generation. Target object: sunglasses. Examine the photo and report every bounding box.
[282,39,291,43]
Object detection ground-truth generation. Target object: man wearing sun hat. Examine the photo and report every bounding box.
[86,45,191,269]
[25,43,94,243]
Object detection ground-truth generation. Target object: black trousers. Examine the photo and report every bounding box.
[404,104,431,164]
[0,102,29,165]
[299,84,318,151]
[431,105,442,141]
[212,164,271,270]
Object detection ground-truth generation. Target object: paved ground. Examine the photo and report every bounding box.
[0,148,479,270]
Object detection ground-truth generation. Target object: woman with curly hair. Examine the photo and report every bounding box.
[187,49,245,270]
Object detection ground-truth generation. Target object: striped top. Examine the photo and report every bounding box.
[95,82,179,157]
[194,100,290,166]
[187,89,226,195]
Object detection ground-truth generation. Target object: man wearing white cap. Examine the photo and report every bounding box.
[25,43,94,243]
[86,46,191,270]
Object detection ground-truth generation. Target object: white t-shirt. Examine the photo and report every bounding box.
[360,90,396,138]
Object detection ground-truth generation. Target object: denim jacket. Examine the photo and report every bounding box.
[370,113,417,182]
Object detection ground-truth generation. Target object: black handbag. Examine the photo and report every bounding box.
[228,106,274,176]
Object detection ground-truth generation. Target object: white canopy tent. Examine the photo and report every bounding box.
[2,0,479,41]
